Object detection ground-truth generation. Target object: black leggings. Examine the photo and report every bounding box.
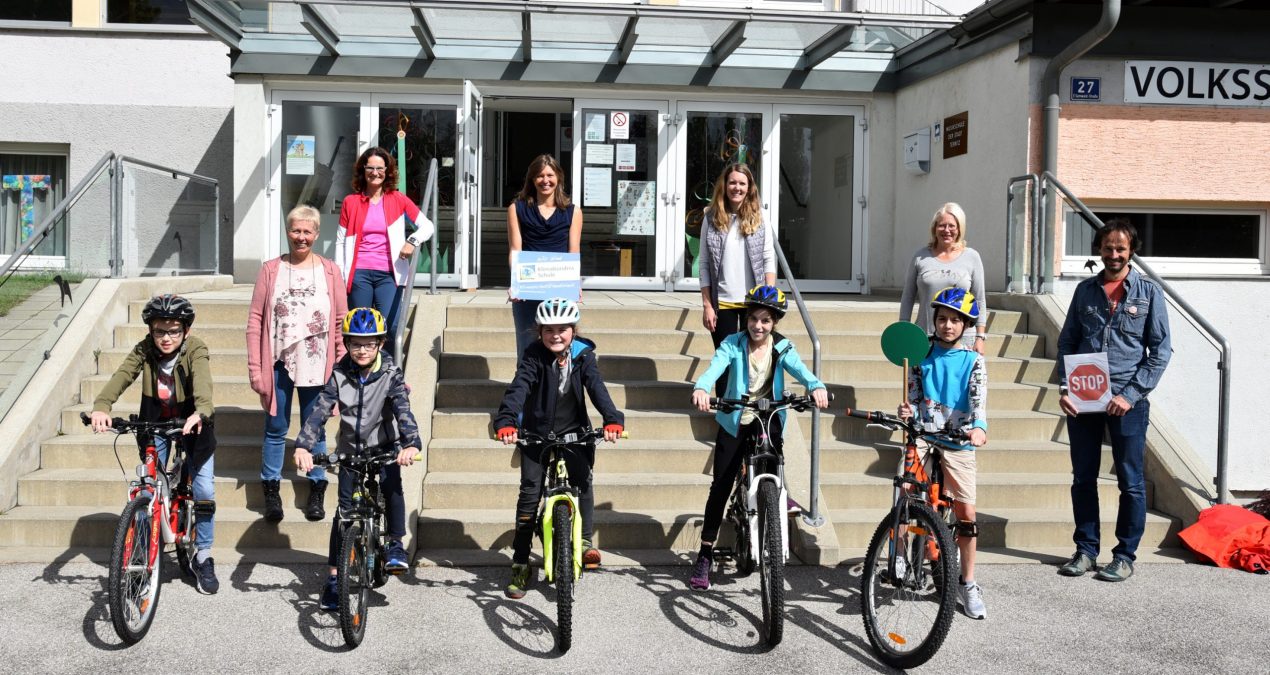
[701,416,783,544]
[512,443,596,565]
[327,462,405,567]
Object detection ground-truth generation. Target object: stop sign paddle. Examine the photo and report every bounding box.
[1063,353,1113,413]
[881,321,930,406]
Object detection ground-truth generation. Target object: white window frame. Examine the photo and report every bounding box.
[0,143,70,269]
[1060,204,1270,277]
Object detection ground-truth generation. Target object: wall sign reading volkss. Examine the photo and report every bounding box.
[1125,61,1270,106]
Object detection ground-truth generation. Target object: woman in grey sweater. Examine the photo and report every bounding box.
[698,163,776,348]
[898,202,988,354]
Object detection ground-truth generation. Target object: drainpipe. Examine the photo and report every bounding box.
[1040,0,1120,293]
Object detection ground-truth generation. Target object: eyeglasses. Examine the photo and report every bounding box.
[151,329,184,339]
[364,166,387,174]
[348,342,380,352]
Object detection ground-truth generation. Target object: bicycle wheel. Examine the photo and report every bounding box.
[729,486,755,577]
[338,522,370,648]
[757,480,785,646]
[107,494,163,645]
[174,498,196,578]
[860,502,958,669]
[552,499,573,653]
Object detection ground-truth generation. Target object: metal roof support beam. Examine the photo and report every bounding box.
[521,11,532,62]
[186,0,242,49]
[803,24,857,70]
[301,4,341,56]
[411,7,437,60]
[1211,0,1244,7]
[616,16,639,65]
[710,20,747,67]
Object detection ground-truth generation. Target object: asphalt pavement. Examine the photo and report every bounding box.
[6,558,1267,673]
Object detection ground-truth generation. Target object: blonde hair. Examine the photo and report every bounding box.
[707,164,763,236]
[927,202,967,251]
[286,204,321,231]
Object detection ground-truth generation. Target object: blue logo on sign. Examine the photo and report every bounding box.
[1071,77,1101,101]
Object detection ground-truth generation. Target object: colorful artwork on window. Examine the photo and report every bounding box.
[2,174,51,242]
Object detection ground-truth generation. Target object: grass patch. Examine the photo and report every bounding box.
[0,272,87,317]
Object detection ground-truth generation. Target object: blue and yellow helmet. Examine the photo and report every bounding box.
[930,287,979,322]
[342,307,387,337]
[745,285,787,319]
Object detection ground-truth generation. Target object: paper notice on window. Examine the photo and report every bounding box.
[1063,352,1113,414]
[584,113,605,142]
[583,167,612,207]
[586,143,614,165]
[615,144,637,172]
[610,111,630,139]
[286,135,315,175]
[616,180,656,236]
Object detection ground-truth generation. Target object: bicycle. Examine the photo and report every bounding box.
[313,447,417,649]
[708,391,830,647]
[843,407,964,669]
[80,412,201,645]
[505,427,627,653]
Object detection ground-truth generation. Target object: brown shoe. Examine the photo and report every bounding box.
[582,541,602,569]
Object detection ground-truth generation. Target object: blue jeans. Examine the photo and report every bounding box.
[1067,399,1150,562]
[262,361,326,483]
[327,461,405,567]
[511,299,542,362]
[350,268,403,336]
[155,434,215,551]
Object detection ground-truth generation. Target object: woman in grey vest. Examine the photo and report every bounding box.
[899,202,988,354]
[698,163,776,348]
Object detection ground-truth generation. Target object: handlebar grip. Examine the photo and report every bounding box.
[708,397,719,406]
[619,431,629,439]
[80,412,91,426]
[843,407,879,420]
[827,392,835,402]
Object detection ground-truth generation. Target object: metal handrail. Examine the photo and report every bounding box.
[1041,171,1232,504]
[1004,173,1038,294]
[771,240,825,527]
[392,158,439,364]
[113,155,221,277]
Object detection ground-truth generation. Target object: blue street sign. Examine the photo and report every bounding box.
[1071,77,1101,101]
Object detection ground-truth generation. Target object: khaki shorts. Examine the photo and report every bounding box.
[919,444,977,505]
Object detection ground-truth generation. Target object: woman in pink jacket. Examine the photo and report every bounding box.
[247,205,349,523]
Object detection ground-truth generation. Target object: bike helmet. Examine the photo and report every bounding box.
[745,285,787,319]
[535,297,581,326]
[342,307,387,337]
[141,294,195,327]
[930,287,979,322]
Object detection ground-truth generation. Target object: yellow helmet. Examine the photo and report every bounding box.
[342,307,387,337]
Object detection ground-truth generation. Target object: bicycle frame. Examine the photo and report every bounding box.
[532,435,592,584]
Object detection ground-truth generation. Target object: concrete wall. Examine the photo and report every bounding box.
[0,31,234,274]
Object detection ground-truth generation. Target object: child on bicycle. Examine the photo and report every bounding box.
[90,294,219,594]
[494,297,624,600]
[294,307,421,611]
[898,287,989,620]
[688,285,829,591]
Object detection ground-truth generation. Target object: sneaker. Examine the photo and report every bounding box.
[689,553,712,591]
[1058,551,1096,577]
[892,554,909,583]
[320,574,339,611]
[192,556,219,595]
[1094,556,1134,582]
[582,539,602,570]
[304,480,327,522]
[957,581,987,619]
[384,540,409,573]
[505,563,532,600]
[786,497,803,516]
[262,480,283,523]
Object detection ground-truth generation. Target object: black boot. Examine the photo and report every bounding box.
[262,480,283,522]
[305,480,328,522]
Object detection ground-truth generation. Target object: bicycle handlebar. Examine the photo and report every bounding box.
[80,411,184,437]
[842,407,971,442]
[493,429,629,445]
[709,391,833,413]
[312,449,423,470]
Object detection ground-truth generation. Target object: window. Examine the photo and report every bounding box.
[0,152,68,257]
[0,1,71,22]
[107,0,191,25]
[1062,206,1268,276]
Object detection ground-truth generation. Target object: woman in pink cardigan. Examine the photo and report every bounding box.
[247,205,349,523]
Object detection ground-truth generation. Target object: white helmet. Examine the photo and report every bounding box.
[535,297,580,326]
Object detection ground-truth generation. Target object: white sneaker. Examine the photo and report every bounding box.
[892,554,908,582]
[957,581,987,619]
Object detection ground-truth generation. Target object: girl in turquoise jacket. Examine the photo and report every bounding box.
[687,285,829,590]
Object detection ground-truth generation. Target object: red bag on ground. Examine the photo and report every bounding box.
[1178,504,1270,574]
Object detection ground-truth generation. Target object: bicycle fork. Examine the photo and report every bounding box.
[541,492,582,582]
[746,466,789,565]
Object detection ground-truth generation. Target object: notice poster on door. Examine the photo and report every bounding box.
[586,143,614,165]
[615,144,637,172]
[584,113,605,142]
[583,167,612,207]
[286,135,315,175]
[511,251,581,301]
[616,180,656,236]
[610,111,630,140]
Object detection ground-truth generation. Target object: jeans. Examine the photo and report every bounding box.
[701,416,782,543]
[349,268,404,336]
[155,433,215,551]
[262,361,326,483]
[511,299,543,362]
[327,460,405,567]
[1067,399,1150,562]
[512,442,595,564]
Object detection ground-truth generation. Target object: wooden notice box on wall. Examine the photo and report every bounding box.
[943,111,968,159]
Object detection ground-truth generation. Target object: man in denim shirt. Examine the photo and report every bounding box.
[1055,219,1172,582]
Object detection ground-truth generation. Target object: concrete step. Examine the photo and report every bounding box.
[128,298,252,326]
[97,347,253,377]
[81,374,259,408]
[417,508,710,550]
[817,439,1113,475]
[820,472,1150,511]
[440,351,1059,386]
[115,323,258,352]
[61,403,340,438]
[428,438,714,474]
[17,468,340,510]
[442,327,1044,359]
[42,434,345,471]
[830,507,1180,550]
[436,378,1057,412]
[422,472,711,510]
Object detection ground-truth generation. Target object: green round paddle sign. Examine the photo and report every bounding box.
[880,321,929,367]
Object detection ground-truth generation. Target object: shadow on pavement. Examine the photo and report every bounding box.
[610,566,770,653]
[411,569,561,659]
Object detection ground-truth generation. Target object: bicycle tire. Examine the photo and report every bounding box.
[371,522,389,589]
[757,480,785,646]
[729,488,755,577]
[860,502,958,669]
[174,498,196,579]
[552,499,573,653]
[338,522,370,648]
[108,494,162,645]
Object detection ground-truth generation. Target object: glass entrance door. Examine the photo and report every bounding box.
[456,81,484,289]
[571,100,670,289]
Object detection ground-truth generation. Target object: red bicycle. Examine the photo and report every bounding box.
[81,412,199,645]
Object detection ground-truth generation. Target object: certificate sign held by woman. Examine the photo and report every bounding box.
[510,251,581,302]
